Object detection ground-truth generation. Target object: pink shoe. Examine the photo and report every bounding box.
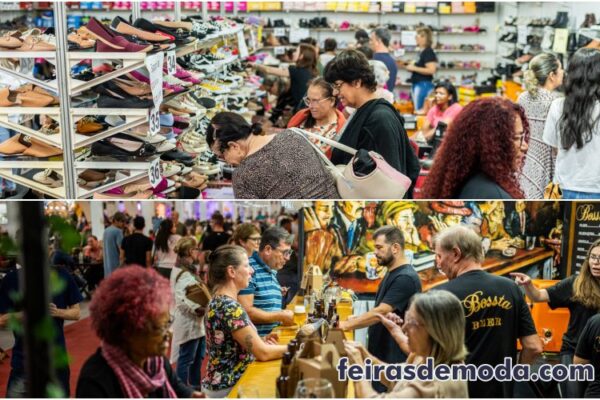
[128,70,150,84]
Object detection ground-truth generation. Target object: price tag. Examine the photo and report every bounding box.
[274,27,286,37]
[148,107,160,136]
[289,28,309,44]
[553,28,569,54]
[144,52,164,108]
[166,50,177,75]
[401,31,417,46]
[237,30,249,58]
[274,46,285,55]
[148,157,163,189]
[517,25,529,45]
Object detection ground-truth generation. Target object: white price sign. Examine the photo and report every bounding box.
[401,31,417,46]
[148,107,160,136]
[274,46,285,55]
[517,25,529,45]
[289,28,309,43]
[144,52,164,108]
[237,30,249,58]
[394,48,406,58]
[166,50,177,75]
[148,157,163,189]
[274,27,286,37]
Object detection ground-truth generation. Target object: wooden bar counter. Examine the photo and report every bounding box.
[228,298,354,398]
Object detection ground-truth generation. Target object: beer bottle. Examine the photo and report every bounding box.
[276,352,293,398]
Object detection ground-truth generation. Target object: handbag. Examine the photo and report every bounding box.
[289,128,412,199]
[544,182,562,199]
[176,269,212,307]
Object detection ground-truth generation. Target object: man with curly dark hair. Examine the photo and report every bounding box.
[324,49,420,198]
[422,97,530,199]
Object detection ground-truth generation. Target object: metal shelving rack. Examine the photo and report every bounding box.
[0,1,248,199]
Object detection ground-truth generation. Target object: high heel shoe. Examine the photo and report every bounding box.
[82,17,153,53]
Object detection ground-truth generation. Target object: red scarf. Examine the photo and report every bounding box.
[101,343,177,398]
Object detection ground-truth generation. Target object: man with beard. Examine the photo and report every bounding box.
[338,226,421,392]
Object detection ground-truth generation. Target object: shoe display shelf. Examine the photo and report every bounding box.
[0,3,247,198]
[0,160,66,198]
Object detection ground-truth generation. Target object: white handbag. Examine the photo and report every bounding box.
[290,128,412,199]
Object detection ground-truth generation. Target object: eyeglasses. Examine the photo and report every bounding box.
[332,81,345,91]
[248,236,262,242]
[275,248,294,258]
[303,96,331,106]
[150,316,174,336]
[402,318,423,329]
[513,134,526,148]
[590,255,600,262]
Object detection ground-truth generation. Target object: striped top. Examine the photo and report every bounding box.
[239,252,282,336]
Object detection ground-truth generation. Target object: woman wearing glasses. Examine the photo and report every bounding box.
[512,238,600,398]
[232,223,262,257]
[206,112,339,199]
[287,77,346,158]
[76,267,204,398]
[203,245,287,397]
[422,97,530,199]
[323,50,420,197]
[344,290,468,397]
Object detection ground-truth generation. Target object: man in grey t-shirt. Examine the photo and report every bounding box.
[103,212,126,278]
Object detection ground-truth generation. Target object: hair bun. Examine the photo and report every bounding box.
[523,69,539,95]
[249,122,263,135]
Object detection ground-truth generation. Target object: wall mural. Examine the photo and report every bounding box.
[303,201,562,294]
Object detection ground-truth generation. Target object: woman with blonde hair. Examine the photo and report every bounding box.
[170,236,206,389]
[401,26,438,111]
[512,238,600,398]
[344,290,468,398]
[518,52,564,198]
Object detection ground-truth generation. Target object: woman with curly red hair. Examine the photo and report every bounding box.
[422,97,530,199]
[76,267,204,398]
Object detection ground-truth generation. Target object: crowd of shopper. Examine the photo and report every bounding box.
[238,28,600,200]
[3,207,600,398]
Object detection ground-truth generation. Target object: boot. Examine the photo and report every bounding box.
[567,31,578,52]
[552,11,569,28]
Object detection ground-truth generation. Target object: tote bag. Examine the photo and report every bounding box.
[289,128,412,199]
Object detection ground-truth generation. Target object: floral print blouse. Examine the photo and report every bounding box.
[301,120,338,157]
[203,294,255,391]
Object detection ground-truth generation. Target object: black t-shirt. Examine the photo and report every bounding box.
[288,65,313,111]
[547,275,598,353]
[367,264,422,364]
[458,172,513,199]
[76,349,193,398]
[575,314,600,397]
[202,231,232,252]
[121,232,153,268]
[411,47,438,83]
[436,270,537,398]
